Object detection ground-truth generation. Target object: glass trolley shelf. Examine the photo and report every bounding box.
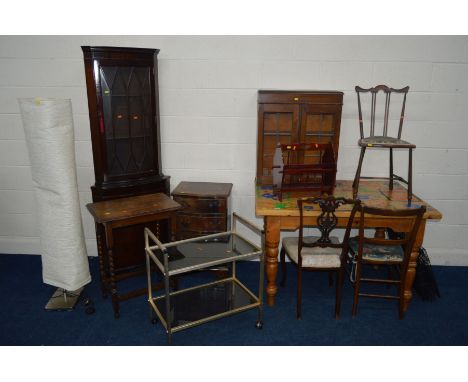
[153,278,259,332]
[145,213,264,345]
[147,231,261,276]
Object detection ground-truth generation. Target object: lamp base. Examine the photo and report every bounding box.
[45,287,84,311]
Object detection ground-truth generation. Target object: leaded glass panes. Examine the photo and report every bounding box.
[100,65,154,177]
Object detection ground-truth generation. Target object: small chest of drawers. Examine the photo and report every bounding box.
[172,181,233,240]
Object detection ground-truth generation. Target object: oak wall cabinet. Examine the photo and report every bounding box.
[257,90,343,186]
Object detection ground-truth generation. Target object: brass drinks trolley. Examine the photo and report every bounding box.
[144,213,264,344]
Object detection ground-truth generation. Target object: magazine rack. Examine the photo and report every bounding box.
[273,143,337,201]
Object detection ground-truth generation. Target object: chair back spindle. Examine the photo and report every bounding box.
[397,91,407,139]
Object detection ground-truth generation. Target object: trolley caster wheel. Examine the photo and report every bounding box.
[79,294,95,315]
[83,298,93,307]
[114,312,120,319]
[255,321,263,330]
[151,317,158,325]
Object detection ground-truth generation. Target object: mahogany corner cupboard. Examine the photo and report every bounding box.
[256,90,344,186]
[81,46,171,303]
[81,46,170,201]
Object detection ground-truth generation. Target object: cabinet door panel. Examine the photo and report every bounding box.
[300,104,342,164]
[99,65,156,179]
[257,103,299,185]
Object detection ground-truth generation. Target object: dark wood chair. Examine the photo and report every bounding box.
[352,85,415,206]
[279,196,361,319]
[348,205,426,319]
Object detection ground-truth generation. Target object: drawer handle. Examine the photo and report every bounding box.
[293,97,299,101]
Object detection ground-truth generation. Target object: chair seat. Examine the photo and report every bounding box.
[282,236,341,268]
[359,136,416,148]
[349,237,404,262]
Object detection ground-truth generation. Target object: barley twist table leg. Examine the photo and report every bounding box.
[96,223,108,298]
[108,248,120,318]
[104,225,120,318]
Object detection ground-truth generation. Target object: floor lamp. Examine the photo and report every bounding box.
[19,98,91,311]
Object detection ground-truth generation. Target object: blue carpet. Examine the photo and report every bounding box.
[0,254,467,345]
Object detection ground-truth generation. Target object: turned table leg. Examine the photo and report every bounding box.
[403,220,426,311]
[264,216,280,306]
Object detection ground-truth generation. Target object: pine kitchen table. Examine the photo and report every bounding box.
[255,180,442,310]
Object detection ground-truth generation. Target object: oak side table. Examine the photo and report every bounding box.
[87,193,182,318]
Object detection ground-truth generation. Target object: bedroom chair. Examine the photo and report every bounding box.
[352,85,415,206]
[348,205,426,319]
[279,196,361,319]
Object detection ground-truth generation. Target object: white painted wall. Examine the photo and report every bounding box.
[0,35,467,265]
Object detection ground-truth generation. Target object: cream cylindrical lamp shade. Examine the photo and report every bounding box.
[19,98,91,291]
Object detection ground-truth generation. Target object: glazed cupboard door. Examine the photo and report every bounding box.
[299,103,342,166]
[99,64,157,181]
[257,103,300,185]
